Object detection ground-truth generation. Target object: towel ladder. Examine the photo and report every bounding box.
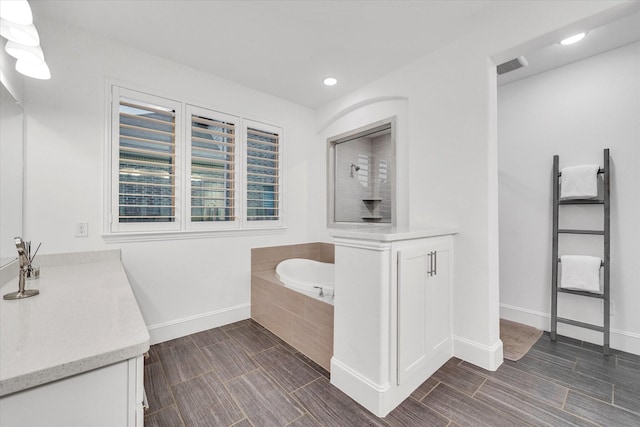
[551,148,610,355]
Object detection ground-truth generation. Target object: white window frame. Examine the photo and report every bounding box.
[186,105,241,231]
[110,86,183,233]
[106,83,284,238]
[242,120,284,229]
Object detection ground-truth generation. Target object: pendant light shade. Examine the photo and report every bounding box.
[1,1,51,80]
[0,0,33,25]
[15,58,50,80]
[5,40,44,63]
[0,18,40,46]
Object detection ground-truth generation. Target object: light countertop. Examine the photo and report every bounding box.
[328,225,458,242]
[0,250,150,397]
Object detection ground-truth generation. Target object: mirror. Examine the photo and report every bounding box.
[0,82,24,267]
[327,118,396,226]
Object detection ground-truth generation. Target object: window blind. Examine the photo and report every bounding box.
[118,98,177,223]
[246,126,280,221]
[190,112,236,222]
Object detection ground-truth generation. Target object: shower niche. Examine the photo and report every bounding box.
[328,118,395,225]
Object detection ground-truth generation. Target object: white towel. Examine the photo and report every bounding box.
[560,164,600,199]
[560,255,602,293]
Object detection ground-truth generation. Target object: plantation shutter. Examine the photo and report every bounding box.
[245,123,281,223]
[188,106,239,226]
[113,88,181,231]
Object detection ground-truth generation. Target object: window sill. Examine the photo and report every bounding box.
[102,226,287,243]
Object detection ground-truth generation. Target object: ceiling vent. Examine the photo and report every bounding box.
[497,56,528,75]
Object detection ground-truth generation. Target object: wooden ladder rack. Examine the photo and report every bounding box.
[551,149,610,355]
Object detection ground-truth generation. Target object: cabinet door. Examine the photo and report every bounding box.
[427,249,450,353]
[397,247,429,384]
[398,246,450,385]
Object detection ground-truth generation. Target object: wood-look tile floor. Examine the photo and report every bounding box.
[144,321,640,427]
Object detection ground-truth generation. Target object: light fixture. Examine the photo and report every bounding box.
[15,58,50,80]
[560,32,586,46]
[323,77,338,86]
[0,0,33,25]
[5,40,43,63]
[0,18,40,46]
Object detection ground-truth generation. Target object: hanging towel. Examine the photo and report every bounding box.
[560,164,600,199]
[560,255,602,293]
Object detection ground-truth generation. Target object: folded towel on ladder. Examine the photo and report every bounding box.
[560,164,600,199]
[560,255,602,293]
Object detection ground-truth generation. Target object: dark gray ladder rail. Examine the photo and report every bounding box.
[551,149,610,355]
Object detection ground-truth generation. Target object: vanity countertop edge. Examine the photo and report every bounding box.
[328,225,459,242]
[0,249,150,397]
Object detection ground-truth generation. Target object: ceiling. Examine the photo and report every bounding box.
[498,9,640,86]
[30,1,640,108]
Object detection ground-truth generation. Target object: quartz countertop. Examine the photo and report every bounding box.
[328,225,458,242]
[0,250,150,397]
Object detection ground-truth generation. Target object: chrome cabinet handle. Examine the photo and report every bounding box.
[433,250,437,276]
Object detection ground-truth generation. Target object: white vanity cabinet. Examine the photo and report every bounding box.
[330,228,455,417]
[0,356,145,427]
[0,250,150,427]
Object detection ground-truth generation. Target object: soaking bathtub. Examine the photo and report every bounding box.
[275,258,335,302]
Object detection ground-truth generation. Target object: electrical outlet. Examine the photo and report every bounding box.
[75,221,88,237]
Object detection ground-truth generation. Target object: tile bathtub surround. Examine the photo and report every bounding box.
[144,321,640,426]
[251,270,334,371]
[251,242,335,372]
[251,242,334,273]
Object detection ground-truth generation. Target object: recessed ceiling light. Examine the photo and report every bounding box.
[323,77,338,86]
[560,32,586,46]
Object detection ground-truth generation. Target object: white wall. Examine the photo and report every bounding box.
[315,1,632,368]
[0,48,24,103]
[21,19,318,343]
[499,42,640,353]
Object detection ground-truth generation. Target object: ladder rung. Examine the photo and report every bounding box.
[558,199,604,205]
[557,288,606,299]
[557,168,604,177]
[557,317,604,332]
[557,258,604,267]
[558,229,605,235]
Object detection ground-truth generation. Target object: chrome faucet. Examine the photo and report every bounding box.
[3,237,40,300]
[313,286,324,297]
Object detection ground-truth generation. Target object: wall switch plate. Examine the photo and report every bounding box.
[75,221,88,237]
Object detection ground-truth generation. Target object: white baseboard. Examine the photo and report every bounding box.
[147,304,250,345]
[330,357,390,417]
[500,303,640,355]
[453,335,503,371]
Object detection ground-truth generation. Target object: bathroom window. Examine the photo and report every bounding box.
[108,85,283,235]
[244,121,282,227]
[187,106,240,229]
[111,87,182,232]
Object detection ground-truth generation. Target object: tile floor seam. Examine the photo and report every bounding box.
[562,388,640,426]
[157,359,180,412]
[156,358,186,426]
[471,377,487,398]
[219,369,253,426]
[418,380,441,402]
[419,391,466,427]
[456,381,538,427]
[561,385,569,410]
